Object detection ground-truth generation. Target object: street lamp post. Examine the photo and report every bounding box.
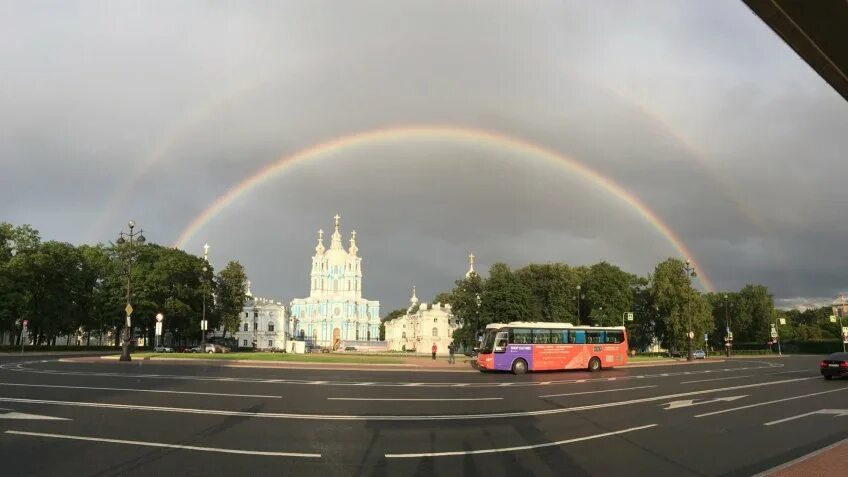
[475,293,482,345]
[576,285,582,325]
[683,259,697,362]
[201,266,208,350]
[155,313,164,350]
[771,318,786,356]
[116,220,145,362]
[724,295,731,357]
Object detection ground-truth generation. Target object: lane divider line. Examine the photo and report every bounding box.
[327,397,503,401]
[695,387,848,418]
[0,382,281,399]
[0,376,817,421]
[384,424,658,458]
[680,375,752,384]
[4,430,321,458]
[539,385,657,398]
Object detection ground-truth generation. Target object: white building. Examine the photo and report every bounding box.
[234,284,290,350]
[384,287,461,355]
[290,215,381,348]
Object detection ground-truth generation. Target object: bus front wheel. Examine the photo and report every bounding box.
[511,358,528,375]
[588,357,602,372]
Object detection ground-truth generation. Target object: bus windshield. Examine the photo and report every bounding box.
[479,329,499,354]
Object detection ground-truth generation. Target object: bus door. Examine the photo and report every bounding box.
[492,331,509,369]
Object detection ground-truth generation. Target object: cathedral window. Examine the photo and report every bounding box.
[432,327,438,337]
[243,322,248,332]
[268,322,275,332]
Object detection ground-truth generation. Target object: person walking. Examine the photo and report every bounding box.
[448,342,455,364]
[431,342,437,360]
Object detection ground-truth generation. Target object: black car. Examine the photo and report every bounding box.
[820,352,848,380]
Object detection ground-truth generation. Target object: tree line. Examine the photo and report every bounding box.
[393,259,843,353]
[0,222,247,347]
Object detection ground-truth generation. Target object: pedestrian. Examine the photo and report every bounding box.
[431,342,437,360]
[448,343,455,364]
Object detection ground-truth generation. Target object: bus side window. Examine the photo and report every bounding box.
[512,328,531,344]
[571,330,585,344]
[606,330,623,344]
[550,330,562,344]
[586,330,603,344]
[532,329,550,344]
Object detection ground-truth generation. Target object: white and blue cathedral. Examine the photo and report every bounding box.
[290,215,381,347]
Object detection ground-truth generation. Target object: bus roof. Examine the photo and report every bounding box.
[485,322,625,330]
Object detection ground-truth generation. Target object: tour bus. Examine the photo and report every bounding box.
[476,321,628,374]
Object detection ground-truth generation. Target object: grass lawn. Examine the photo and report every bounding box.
[134,352,405,364]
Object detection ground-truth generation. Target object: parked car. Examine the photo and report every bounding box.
[820,352,848,380]
[153,346,174,353]
[344,346,357,351]
[693,349,706,359]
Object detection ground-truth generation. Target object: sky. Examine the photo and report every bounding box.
[1,0,847,313]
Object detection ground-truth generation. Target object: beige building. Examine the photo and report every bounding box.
[384,287,461,355]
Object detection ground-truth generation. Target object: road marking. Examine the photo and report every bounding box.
[772,369,813,375]
[0,410,68,421]
[696,387,848,418]
[662,395,746,410]
[4,430,320,458]
[764,409,848,426]
[0,377,815,421]
[681,375,752,384]
[0,360,785,388]
[384,424,657,458]
[540,385,656,398]
[328,397,503,401]
[353,382,374,386]
[0,382,281,399]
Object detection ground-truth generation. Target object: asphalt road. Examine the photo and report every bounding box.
[0,354,845,476]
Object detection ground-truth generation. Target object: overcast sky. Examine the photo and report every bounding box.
[2,1,847,312]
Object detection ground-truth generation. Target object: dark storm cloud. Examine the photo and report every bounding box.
[2,0,847,311]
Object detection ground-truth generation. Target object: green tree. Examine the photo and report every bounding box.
[515,263,578,322]
[582,261,638,327]
[449,272,485,347]
[735,284,776,342]
[480,263,533,326]
[215,261,247,338]
[650,258,714,353]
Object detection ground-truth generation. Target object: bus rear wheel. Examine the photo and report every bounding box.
[588,357,602,372]
[511,358,528,375]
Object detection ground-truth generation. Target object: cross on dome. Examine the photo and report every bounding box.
[466,253,476,278]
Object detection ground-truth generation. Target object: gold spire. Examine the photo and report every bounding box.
[315,229,325,255]
[466,253,476,278]
[349,230,358,256]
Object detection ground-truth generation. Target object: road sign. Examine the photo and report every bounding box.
[154,322,163,336]
[779,318,786,325]
[155,313,164,322]
[688,331,694,339]
[125,304,133,316]
[704,333,709,342]
[831,315,838,323]
[770,330,778,338]
[626,312,634,321]
[727,332,733,341]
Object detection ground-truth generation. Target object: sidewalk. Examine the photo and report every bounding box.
[757,439,848,477]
